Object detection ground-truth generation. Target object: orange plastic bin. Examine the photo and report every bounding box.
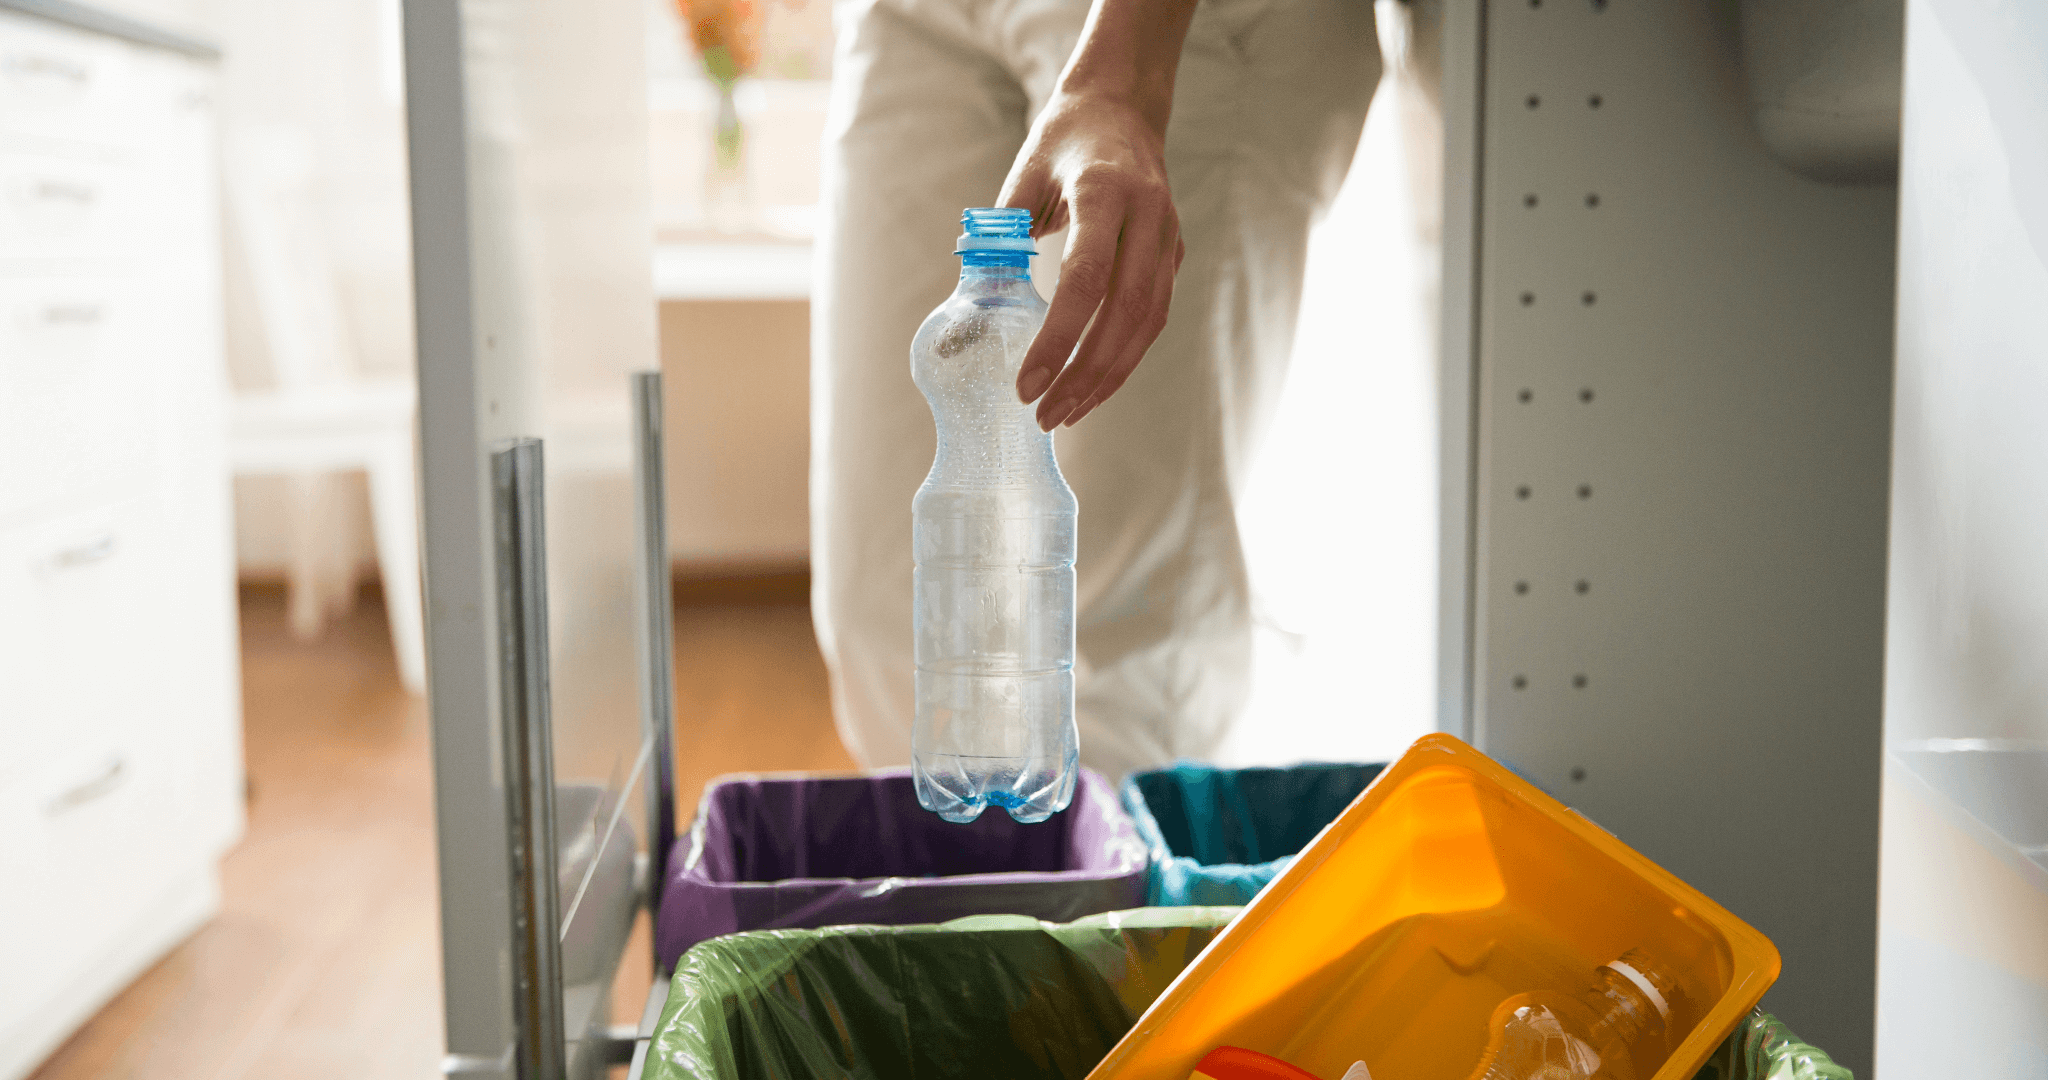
[1088,734,1781,1080]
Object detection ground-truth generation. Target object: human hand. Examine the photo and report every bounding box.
[999,90,1185,431]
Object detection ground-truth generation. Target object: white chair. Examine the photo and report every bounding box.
[225,126,425,693]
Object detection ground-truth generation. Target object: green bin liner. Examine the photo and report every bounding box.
[1695,1012,1855,1080]
[644,908,1235,1080]
[641,909,1854,1080]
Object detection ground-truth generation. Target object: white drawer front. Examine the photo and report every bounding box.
[0,737,178,1013]
[0,14,144,154]
[0,275,162,520]
[0,494,239,1025]
[0,39,217,267]
[0,149,146,262]
[0,502,147,725]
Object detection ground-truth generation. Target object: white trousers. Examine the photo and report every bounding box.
[812,0,1382,777]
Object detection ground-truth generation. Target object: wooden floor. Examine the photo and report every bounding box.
[28,580,850,1080]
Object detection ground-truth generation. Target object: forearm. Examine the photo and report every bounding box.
[1058,0,1199,134]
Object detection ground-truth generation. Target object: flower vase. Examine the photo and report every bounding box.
[704,80,754,233]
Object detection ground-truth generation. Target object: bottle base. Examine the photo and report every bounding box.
[912,753,1077,824]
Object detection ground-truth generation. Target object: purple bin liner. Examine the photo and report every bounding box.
[654,767,1149,968]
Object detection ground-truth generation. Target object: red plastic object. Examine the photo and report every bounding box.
[1190,1046,1326,1080]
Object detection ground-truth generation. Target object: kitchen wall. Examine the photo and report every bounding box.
[219,0,412,584]
[659,301,810,571]
[648,0,824,572]
[95,0,413,583]
[108,0,822,584]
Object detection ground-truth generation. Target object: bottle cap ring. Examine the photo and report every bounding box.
[955,233,1037,254]
[1607,959,1672,1022]
[957,207,1036,255]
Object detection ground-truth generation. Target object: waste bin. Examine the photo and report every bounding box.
[654,767,1149,967]
[645,907,1237,1080]
[639,908,1851,1080]
[1121,762,1386,905]
[1092,735,1784,1080]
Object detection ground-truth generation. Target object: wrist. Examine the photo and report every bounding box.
[1054,0,1194,135]
[1051,78,1174,137]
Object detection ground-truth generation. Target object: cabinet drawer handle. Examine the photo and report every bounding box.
[43,533,117,572]
[12,176,99,209]
[46,756,126,815]
[34,303,104,329]
[3,52,92,90]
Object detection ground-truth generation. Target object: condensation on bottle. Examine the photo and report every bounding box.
[909,207,1079,823]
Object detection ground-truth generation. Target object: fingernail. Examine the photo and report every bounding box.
[1018,367,1052,403]
[1039,398,1074,431]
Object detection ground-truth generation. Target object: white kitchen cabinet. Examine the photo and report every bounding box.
[0,5,237,1078]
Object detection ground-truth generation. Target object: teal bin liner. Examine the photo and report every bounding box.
[1121,762,1387,906]
[639,908,1855,1080]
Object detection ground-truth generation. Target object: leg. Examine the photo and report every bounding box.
[1393,0,1445,368]
[283,471,356,640]
[284,471,325,640]
[810,0,1082,766]
[1055,0,1382,775]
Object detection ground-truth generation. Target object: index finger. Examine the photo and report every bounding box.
[1034,203,1169,429]
[1015,196,1120,406]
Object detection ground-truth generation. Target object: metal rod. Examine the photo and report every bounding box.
[629,371,679,960]
[491,438,567,1080]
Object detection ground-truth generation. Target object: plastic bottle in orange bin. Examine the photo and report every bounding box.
[1469,949,1679,1080]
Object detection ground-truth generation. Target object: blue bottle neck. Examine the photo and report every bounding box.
[961,253,1032,272]
[956,207,1035,277]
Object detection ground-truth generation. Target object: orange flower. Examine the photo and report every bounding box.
[674,0,763,85]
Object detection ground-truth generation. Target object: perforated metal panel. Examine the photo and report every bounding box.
[1440,2,1895,1071]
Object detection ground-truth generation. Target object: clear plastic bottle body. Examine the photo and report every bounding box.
[1470,951,1677,1080]
[910,210,1078,823]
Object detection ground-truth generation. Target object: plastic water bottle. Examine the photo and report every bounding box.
[1469,950,1679,1080]
[910,207,1078,824]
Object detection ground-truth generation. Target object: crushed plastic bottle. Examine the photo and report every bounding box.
[910,207,1079,824]
[1470,949,1679,1080]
